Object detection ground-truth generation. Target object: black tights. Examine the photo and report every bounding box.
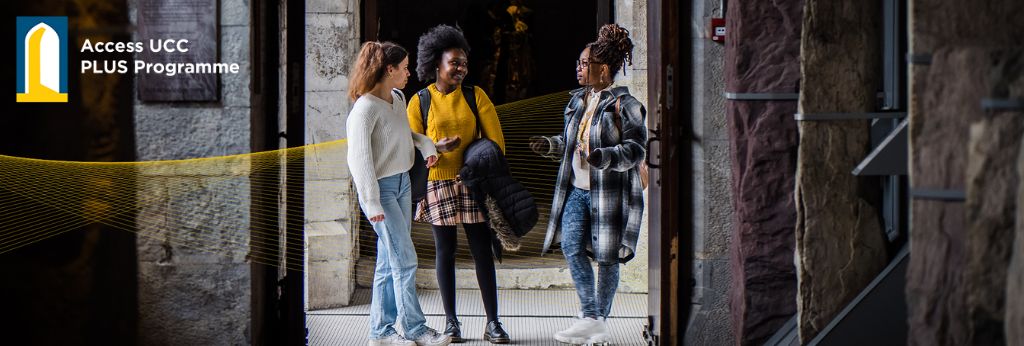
[432,223,498,322]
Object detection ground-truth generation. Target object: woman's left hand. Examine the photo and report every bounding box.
[426,155,439,168]
[435,136,462,153]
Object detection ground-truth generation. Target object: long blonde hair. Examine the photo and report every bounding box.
[348,41,408,101]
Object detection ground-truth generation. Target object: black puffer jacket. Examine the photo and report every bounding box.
[460,138,539,255]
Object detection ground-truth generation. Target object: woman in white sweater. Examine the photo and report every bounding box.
[346,41,450,346]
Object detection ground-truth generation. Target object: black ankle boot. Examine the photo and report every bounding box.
[483,320,510,344]
[444,318,464,343]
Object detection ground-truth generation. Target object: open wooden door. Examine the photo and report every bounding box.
[250,0,306,345]
[645,0,692,345]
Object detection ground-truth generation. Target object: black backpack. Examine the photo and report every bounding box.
[410,85,480,203]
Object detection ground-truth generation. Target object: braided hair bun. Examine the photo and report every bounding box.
[588,24,634,77]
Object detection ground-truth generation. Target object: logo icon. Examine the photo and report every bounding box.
[16,16,68,103]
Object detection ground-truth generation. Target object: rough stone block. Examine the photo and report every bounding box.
[307,258,356,309]
[136,155,251,177]
[305,179,354,223]
[175,177,251,264]
[218,107,253,155]
[907,47,1020,346]
[1008,140,1024,346]
[306,90,349,145]
[911,0,1024,52]
[962,50,1023,346]
[724,0,802,343]
[692,41,706,137]
[307,221,355,262]
[964,113,1022,345]
[686,258,734,346]
[702,140,733,259]
[702,44,728,141]
[686,307,734,346]
[134,106,251,162]
[222,69,251,109]
[138,262,251,345]
[305,13,353,92]
[305,140,350,181]
[221,24,251,107]
[692,142,707,245]
[727,99,799,345]
[795,0,887,341]
[307,0,347,13]
[221,0,249,27]
[135,107,215,160]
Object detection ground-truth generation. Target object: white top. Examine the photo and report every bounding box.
[571,86,608,190]
[346,90,437,216]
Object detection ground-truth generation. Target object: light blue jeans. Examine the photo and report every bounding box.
[561,187,620,319]
[365,172,428,340]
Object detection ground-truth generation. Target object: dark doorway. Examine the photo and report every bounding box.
[249,0,283,345]
[357,0,602,271]
[363,0,597,103]
[249,0,307,345]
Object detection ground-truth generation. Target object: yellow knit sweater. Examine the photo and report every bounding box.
[407,84,505,181]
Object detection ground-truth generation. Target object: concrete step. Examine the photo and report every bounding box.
[309,288,648,318]
[308,289,650,346]
[354,256,648,293]
[308,314,649,346]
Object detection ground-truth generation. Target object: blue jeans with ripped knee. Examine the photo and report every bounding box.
[560,187,620,319]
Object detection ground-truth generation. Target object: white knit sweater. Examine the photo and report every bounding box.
[347,90,437,217]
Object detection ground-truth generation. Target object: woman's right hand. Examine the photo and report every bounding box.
[529,136,549,155]
[369,214,385,222]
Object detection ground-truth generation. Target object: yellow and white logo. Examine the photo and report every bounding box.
[16,16,68,103]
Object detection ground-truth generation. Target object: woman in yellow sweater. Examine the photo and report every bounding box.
[407,25,509,344]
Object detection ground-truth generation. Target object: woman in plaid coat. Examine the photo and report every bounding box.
[530,24,647,345]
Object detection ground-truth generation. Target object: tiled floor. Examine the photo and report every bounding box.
[307,289,650,345]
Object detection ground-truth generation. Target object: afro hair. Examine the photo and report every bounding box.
[415,24,472,82]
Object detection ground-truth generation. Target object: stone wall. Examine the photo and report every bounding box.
[1010,138,1024,346]
[906,0,1024,344]
[794,0,887,342]
[908,46,1023,346]
[304,0,361,309]
[131,0,253,343]
[724,0,802,344]
[965,74,1022,345]
[684,0,734,344]
[613,0,649,294]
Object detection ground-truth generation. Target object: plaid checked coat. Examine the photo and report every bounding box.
[540,86,647,265]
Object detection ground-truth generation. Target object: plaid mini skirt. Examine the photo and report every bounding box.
[415,179,486,225]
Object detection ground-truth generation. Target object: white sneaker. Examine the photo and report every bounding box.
[369,333,416,346]
[554,317,609,345]
[412,327,452,346]
[589,317,611,344]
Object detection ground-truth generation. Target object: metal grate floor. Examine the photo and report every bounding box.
[307,289,649,345]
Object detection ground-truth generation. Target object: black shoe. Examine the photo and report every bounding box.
[483,320,510,344]
[444,318,464,343]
